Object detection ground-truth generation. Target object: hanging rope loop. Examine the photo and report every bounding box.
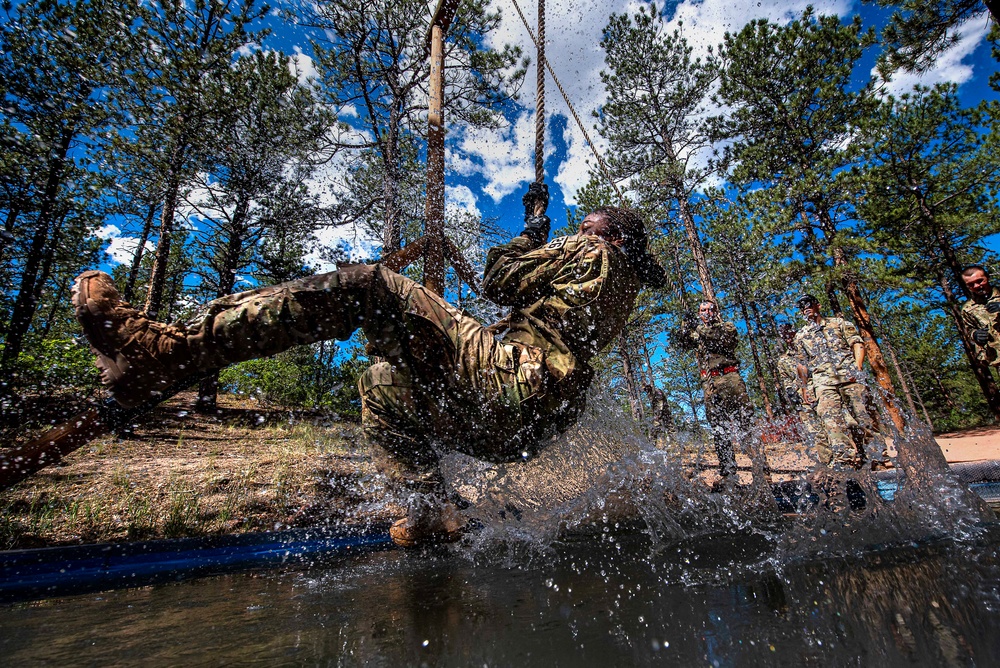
[509,0,626,206]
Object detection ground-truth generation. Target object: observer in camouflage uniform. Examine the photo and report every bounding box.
[792,312,884,470]
[675,310,754,478]
[960,284,1000,367]
[776,348,831,464]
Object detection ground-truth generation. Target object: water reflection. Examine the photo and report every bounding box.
[2,528,999,666]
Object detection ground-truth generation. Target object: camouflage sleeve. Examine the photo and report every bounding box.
[719,321,739,349]
[672,323,698,350]
[839,319,863,347]
[482,235,560,307]
[962,304,986,333]
[776,356,796,392]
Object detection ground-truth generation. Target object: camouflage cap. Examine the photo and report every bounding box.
[796,293,820,308]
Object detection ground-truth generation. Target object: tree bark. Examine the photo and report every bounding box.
[1,125,74,372]
[196,197,250,413]
[618,333,644,420]
[124,201,159,303]
[676,195,716,303]
[145,138,187,320]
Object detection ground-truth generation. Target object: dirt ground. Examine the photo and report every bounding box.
[2,393,998,549]
[0,392,397,549]
[934,425,1000,463]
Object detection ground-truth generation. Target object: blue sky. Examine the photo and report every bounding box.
[96,1,1000,275]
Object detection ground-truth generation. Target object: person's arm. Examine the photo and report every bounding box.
[840,319,865,370]
[482,237,565,307]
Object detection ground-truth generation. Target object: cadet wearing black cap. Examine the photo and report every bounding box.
[791,294,887,470]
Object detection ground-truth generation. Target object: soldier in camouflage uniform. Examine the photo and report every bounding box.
[642,382,674,443]
[674,301,759,484]
[776,323,831,465]
[71,183,666,546]
[792,295,885,471]
[960,265,1000,368]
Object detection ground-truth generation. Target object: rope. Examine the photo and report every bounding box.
[534,0,545,183]
[509,0,626,205]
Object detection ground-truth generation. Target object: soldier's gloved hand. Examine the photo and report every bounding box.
[522,182,549,218]
[521,214,551,244]
[987,302,1000,314]
[973,328,991,345]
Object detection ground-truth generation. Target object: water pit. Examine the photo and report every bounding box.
[2,399,999,666]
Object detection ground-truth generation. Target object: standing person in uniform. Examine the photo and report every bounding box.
[674,301,763,488]
[776,323,831,465]
[960,265,1000,369]
[792,294,887,471]
[642,382,675,443]
[70,183,667,546]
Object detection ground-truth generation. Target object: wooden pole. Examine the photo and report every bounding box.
[424,21,446,295]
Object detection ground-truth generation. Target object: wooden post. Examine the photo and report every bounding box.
[423,0,460,295]
[424,21,446,295]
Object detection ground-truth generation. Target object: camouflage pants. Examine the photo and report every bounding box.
[703,371,756,477]
[813,381,883,470]
[796,405,832,466]
[184,264,566,485]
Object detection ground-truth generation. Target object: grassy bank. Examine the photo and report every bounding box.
[0,392,395,550]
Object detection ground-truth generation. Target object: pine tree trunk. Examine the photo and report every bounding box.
[618,333,644,420]
[124,202,159,303]
[196,198,249,413]
[676,195,715,303]
[145,136,188,320]
[1,126,74,373]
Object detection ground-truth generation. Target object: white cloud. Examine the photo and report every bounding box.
[290,47,319,84]
[466,0,855,204]
[306,222,381,271]
[877,17,989,96]
[94,224,120,240]
[449,113,536,202]
[445,184,480,218]
[106,236,154,266]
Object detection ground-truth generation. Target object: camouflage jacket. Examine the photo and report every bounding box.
[675,319,740,373]
[792,317,862,386]
[777,350,815,404]
[483,233,640,381]
[961,287,1000,367]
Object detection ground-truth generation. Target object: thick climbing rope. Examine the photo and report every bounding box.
[509,0,626,205]
[534,0,545,183]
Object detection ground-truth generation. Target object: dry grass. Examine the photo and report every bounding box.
[0,392,397,549]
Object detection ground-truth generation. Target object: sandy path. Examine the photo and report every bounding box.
[937,426,1000,463]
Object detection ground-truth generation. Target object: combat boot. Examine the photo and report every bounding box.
[72,271,195,408]
[389,493,467,548]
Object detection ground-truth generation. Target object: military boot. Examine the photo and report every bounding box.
[73,271,195,408]
[389,494,467,548]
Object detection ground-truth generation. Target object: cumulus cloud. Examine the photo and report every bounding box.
[306,222,381,272]
[449,113,537,202]
[877,17,989,96]
[95,224,154,265]
[290,47,319,84]
[464,0,856,204]
[445,184,481,218]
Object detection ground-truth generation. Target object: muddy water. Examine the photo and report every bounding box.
[1,525,999,666]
